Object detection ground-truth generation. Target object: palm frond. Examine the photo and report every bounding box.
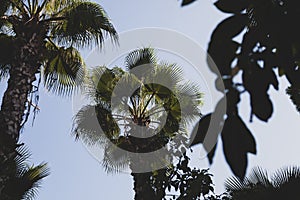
[172,82,202,125]
[225,167,271,192]
[72,102,120,143]
[1,146,49,200]
[44,0,78,15]
[110,72,142,114]
[89,66,124,103]
[72,103,127,174]
[7,0,30,16]
[225,175,248,192]
[152,62,183,89]
[72,104,109,146]
[50,1,118,49]
[14,146,32,174]
[272,166,300,188]
[19,163,50,200]
[246,167,272,187]
[225,166,300,199]
[102,143,129,174]
[43,43,86,96]
[125,47,157,71]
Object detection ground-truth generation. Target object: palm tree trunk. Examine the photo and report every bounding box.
[0,33,43,191]
[0,61,37,147]
[131,171,156,200]
[127,129,170,199]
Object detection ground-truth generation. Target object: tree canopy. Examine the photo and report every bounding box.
[182,0,300,180]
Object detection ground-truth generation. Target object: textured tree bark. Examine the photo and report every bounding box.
[0,30,44,193]
[0,33,41,149]
[131,171,156,200]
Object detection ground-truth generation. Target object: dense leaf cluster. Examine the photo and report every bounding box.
[183,0,300,179]
[151,153,230,200]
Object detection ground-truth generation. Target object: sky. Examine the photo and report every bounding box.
[1,0,299,199]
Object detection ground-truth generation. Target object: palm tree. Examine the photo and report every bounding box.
[0,0,117,194]
[72,48,203,199]
[225,166,300,200]
[1,145,50,200]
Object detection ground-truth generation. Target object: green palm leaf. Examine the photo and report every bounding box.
[43,42,86,96]
[125,47,157,71]
[89,66,125,103]
[1,146,50,200]
[50,1,118,48]
[72,104,120,145]
[102,143,129,173]
[44,0,78,14]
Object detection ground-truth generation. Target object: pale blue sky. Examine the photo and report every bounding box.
[2,0,298,199]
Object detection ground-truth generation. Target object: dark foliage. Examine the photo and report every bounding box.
[180,0,198,6]
[0,145,49,200]
[185,0,300,180]
[225,166,300,200]
[150,153,230,200]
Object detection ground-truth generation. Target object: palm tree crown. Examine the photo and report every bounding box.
[0,0,118,143]
[73,47,203,172]
[72,47,203,199]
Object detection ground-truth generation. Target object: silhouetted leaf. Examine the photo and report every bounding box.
[191,114,212,146]
[214,0,250,14]
[190,113,219,164]
[250,93,273,122]
[205,142,217,165]
[242,63,278,93]
[208,15,248,76]
[226,87,240,115]
[222,115,256,179]
[43,46,86,96]
[211,14,248,39]
[268,69,279,90]
[208,40,239,76]
[181,0,197,6]
[286,86,300,113]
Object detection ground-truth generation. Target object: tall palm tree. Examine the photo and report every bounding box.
[225,166,300,200]
[72,48,203,199]
[0,0,117,194]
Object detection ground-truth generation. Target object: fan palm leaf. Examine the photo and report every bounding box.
[50,1,118,48]
[43,42,86,96]
[125,47,157,71]
[1,146,50,200]
[225,166,300,200]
